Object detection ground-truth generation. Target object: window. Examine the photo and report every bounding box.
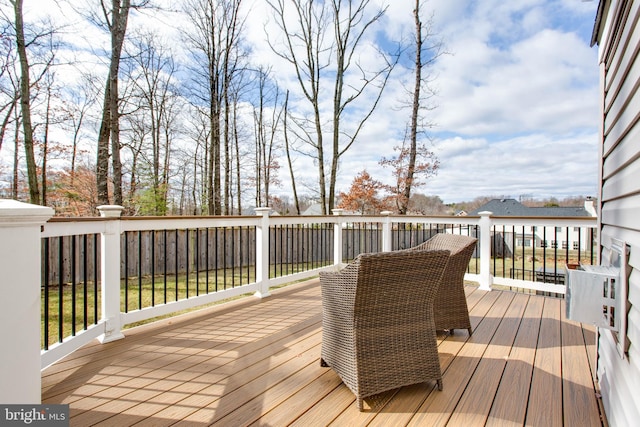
[562,241,568,249]
[551,240,558,248]
[573,241,580,250]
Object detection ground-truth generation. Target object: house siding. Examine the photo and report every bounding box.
[596,1,640,426]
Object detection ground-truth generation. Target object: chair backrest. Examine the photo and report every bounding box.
[417,233,477,287]
[419,233,477,256]
[352,250,450,325]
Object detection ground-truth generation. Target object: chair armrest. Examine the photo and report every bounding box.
[319,256,361,322]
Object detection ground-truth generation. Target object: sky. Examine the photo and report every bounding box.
[415,0,600,203]
[406,0,597,203]
[10,0,601,206]
[260,0,602,204]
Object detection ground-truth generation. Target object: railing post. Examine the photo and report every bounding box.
[255,207,272,298]
[381,211,393,252]
[478,211,494,291]
[97,205,125,343]
[0,199,54,403]
[332,209,344,266]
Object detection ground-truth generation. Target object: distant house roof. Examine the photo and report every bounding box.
[469,199,594,217]
[591,0,606,47]
[301,203,324,215]
[301,203,362,216]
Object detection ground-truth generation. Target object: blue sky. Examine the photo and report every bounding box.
[15,0,601,206]
[330,0,601,204]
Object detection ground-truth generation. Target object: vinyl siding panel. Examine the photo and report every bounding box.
[597,1,640,426]
[597,331,639,427]
[601,119,640,179]
[601,157,640,199]
[600,195,640,229]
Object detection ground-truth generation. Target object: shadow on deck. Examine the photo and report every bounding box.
[42,279,606,426]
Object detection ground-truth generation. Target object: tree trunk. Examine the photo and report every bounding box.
[14,0,40,204]
[96,76,111,205]
[42,86,52,206]
[283,91,301,215]
[12,116,19,199]
[401,0,423,215]
[109,0,130,207]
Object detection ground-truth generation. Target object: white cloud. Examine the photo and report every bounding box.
[426,133,599,202]
[5,0,601,207]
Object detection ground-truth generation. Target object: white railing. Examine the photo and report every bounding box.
[0,200,598,404]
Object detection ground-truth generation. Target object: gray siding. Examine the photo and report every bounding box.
[597,1,640,426]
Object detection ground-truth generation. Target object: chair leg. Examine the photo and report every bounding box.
[357,397,364,411]
[467,327,473,336]
[437,379,443,391]
[320,358,328,367]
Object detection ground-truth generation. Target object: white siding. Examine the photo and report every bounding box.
[597,0,640,426]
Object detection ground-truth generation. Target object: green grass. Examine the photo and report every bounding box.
[477,247,594,278]
[41,262,331,349]
[42,248,591,349]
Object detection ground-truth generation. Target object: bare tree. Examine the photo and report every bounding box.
[252,66,283,208]
[6,0,59,204]
[124,30,180,215]
[60,72,101,184]
[80,0,150,207]
[267,0,397,214]
[0,18,19,154]
[283,90,301,214]
[388,0,445,214]
[12,0,38,203]
[182,0,247,215]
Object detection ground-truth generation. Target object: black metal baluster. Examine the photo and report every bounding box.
[93,234,98,323]
[164,229,168,304]
[532,226,537,281]
[542,228,547,282]
[71,235,77,336]
[287,225,292,275]
[124,231,129,313]
[58,237,64,343]
[151,230,155,307]
[239,226,244,284]
[492,225,496,277]
[215,228,219,292]
[175,229,179,301]
[206,228,210,293]
[223,227,227,289]
[138,230,142,310]
[43,238,49,350]
[186,228,190,298]
[83,234,88,330]
[195,228,200,295]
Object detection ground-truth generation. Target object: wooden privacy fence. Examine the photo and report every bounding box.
[42,224,451,285]
[43,226,338,284]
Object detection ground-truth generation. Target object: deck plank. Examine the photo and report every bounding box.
[39,280,605,426]
[365,288,495,427]
[446,292,530,426]
[526,297,563,426]
[247,370,343,427]
[406,290,513,427]
[486,294,545,426]
[561,304,604,427]
[123,321,323,425]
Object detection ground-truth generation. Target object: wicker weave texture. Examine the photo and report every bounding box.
[319,249,450,411]
[411,233,478,334]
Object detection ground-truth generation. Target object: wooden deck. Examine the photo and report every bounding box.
[42,279,606,426]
